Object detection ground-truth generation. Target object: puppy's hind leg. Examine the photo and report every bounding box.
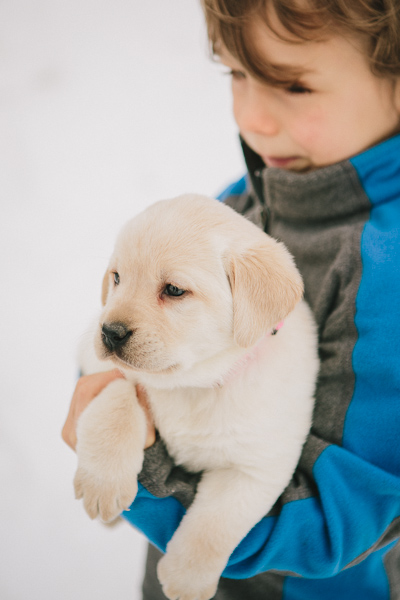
[74,378,147,523]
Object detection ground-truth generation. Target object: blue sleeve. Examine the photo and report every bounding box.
[216,175,248,202]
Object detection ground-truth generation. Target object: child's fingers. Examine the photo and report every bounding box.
[136,384,157,449]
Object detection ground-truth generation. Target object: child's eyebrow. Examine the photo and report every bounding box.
[215,47,315,83]
[269,63,315,79]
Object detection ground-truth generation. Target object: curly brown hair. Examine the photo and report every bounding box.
[201,0,400,83]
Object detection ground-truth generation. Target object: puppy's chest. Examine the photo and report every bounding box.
[148,387,247,472]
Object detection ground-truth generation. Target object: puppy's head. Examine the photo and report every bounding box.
[95,194,303,377]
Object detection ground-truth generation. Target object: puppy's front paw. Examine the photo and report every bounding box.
[157,549,220,600]
[74,378,146,522]
[74,465,138,522]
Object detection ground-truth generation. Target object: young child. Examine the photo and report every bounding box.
[63,1,400,598]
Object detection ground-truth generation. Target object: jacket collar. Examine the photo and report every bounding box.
[241,134,400,224]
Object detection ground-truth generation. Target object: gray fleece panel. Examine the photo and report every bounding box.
[139,436,201,509]
[263,164,369,457]
[226,161,371,510]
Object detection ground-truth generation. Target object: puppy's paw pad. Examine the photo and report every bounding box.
[162,585,216,600]
[160,582,217,600]
[157,554,218,600]
[73,468,138,522]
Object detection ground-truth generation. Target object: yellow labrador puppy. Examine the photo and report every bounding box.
[76,194,319,600]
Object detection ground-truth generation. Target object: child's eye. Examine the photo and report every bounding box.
[286,82,312,94]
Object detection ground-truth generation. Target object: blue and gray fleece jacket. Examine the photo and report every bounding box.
[124,133,400,600]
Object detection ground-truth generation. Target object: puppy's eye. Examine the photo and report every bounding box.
[113,272,120,285]
[164,284,186,297]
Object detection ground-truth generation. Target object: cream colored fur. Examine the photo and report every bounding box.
[76,194,319,600]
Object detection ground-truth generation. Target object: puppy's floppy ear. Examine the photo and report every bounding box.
[225,239,304,348]
[101,270,110,306]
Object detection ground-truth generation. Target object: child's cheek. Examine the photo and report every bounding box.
[291,106,336,165]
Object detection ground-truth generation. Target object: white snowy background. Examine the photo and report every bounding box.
[0,1,244,598]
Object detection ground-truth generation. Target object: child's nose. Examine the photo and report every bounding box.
[234,87,280,137]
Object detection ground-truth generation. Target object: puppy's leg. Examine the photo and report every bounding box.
[74,378,147,523]
[157,468,275,600]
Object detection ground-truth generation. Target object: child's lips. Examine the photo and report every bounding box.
[261,155,301,168]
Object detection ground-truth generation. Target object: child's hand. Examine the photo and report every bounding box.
[62,371,156,451]
[136,383,157,448]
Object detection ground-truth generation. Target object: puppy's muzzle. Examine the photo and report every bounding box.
[101,322,133,352]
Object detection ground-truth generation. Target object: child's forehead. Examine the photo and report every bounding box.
[249,18,320,71]
[216,25,321,84]
[217,17,367,85]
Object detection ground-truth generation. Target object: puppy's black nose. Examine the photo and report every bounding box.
[101,322,133,351]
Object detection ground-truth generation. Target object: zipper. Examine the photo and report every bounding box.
[254,168,270,232]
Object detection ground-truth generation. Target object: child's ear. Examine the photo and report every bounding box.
[101,271,110,306]
[225,239,304,348]
[394,77,400,114]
